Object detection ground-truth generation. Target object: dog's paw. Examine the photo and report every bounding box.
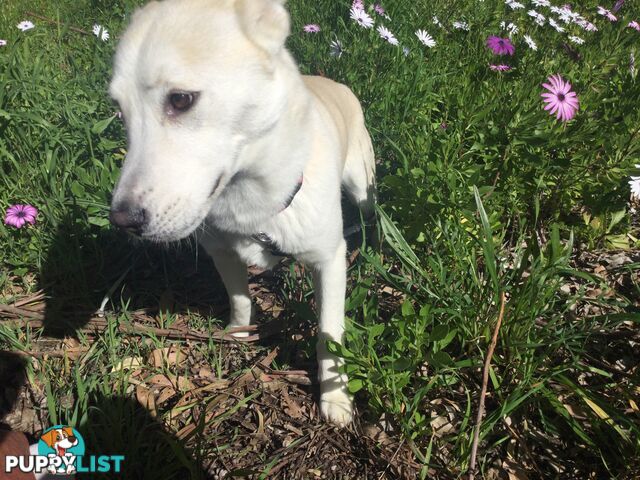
[320,390,353,426]
[227,326,250,338]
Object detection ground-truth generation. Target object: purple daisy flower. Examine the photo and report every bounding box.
[541,74,579,122]
[490,64,512,72]
[4,204,38,228]
[613,0,625,13]
[303,24,320,33]
[597,6,617,22]
[486,36,515,56]
[628,21,640,32]
[374,4,385,15]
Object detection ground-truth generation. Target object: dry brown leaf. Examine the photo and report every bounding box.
[502,459,530,480]
[363,424,393,446]
[282,389,303,419]
[175,375,195,391]
[255,407,265,435]
[156,386,177,406]
[147,374,175,388]
[111,356,143,373]
[62,338,86,361]
[135,384,157,418]
[149,345,188,368]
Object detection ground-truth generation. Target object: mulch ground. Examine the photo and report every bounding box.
[1,246,638,479]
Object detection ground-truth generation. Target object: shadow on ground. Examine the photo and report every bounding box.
[38,209,227,337]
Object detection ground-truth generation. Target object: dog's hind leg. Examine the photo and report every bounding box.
[342,125,376,218]
[205,248,252,338]
[312,238,353,426]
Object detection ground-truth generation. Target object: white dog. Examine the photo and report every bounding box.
[108,0,376,425]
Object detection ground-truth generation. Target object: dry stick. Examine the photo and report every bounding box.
[12,347,90,359]
[13,291,46,308]
[0,305,260,343]
[468,291,506,480]
[0,303,44,319]
[25,11,91,36]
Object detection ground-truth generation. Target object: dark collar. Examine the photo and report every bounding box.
[252,175,303,257]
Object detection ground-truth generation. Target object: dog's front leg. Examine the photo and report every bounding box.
[312,238,353,425]
[207,248,252,338]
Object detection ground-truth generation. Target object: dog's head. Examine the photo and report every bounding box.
[109,0,292,241]
[40,427,78,454]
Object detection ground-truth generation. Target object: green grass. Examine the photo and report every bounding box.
[1,0,640,478]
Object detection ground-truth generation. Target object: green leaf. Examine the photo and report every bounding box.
[428,351,453,368]
[473,186,498,293]
[605,234,629,250]
[606,209,626,234]
[91,115,115,135]
[348,378,364,393]
[429,324,449,342]
[401,300,415,317]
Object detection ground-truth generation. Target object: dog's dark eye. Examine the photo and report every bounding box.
[168,92,197,113]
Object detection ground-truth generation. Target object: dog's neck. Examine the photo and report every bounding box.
[205,56,313,234]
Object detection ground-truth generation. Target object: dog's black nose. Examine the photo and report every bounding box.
[109,202,148,235]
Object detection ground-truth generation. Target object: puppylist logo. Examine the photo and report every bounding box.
[4,425,124,475]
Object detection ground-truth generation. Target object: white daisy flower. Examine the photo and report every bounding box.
[415,29,436,48]
[568,35,584,45]
[548,18,565,32]
[329,39,345,58]
[402,46,410,56]
[432,15,442,27]
[575,18,598,31]
[507,1,525,10]
[629,167,640,200]
[507,23,519,35]
[453,21,469,31]
[350,7,374,29]
[0,40,7,46]
[523,34,537,50]
[565,10,581,23]
[92,24,110,42]
[17,20,35,31]
[531,0,550,6]
[551,6,573,23]
[377,25,399,45]
[528,10,546,26]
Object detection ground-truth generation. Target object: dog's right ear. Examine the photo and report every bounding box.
[235,0,290,55]
[40,430,57,447]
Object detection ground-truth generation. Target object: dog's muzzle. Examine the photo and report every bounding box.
[109,201,148,236]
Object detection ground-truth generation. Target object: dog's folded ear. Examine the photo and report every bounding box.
[235,0,290,56]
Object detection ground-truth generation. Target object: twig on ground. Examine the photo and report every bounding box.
[468,291,506,480]
[25,11,91,36]
[13,291,46,308]
[11,347,90,358]
[378,438,405,480]
[0,304,44,319]
[0,306,260,343]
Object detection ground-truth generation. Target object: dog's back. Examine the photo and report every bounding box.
[303,75,376,217]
